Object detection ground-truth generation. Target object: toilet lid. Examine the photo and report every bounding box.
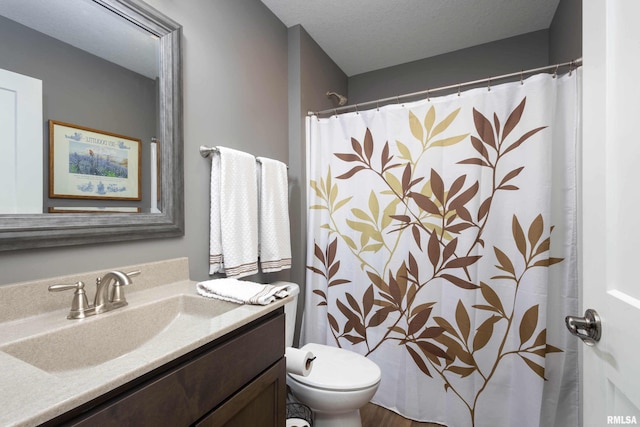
[288,343,381,391]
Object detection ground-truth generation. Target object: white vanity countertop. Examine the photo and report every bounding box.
[0,259,288,427]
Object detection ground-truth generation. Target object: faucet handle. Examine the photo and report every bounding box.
[125,270,141,279]
[48,281,91,319]
[48,282,82,292]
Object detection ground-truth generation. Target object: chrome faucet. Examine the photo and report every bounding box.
[49,270,141,319]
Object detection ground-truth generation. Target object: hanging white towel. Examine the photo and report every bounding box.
[196,278,295,305]
[209,153,223,274]
[256,157,292,272]
[208,146,259,278]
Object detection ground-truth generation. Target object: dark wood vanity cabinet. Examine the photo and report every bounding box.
[47,309,286,427]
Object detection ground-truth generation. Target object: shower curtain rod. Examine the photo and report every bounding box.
[309,58,582,117]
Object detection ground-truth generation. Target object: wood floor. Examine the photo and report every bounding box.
[361,403,447,427]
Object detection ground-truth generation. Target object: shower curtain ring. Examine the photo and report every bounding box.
[355,104,359,115]
[487,79,491,92]
[334,109,338,118]
[457,85,461,96]
[427,89,431,102]
[376,101,379,111]
[520,70,524,85]
[569,60,574,76]
[553,64,559,79]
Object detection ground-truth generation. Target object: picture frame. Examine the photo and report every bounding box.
[48,207,141,213]
[49,120,141,200]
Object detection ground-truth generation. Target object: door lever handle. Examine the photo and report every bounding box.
[565,309,601,346]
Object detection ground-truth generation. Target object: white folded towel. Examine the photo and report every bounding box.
[256,157,291,272]
[196,278,295,305]
[209,146,259,278]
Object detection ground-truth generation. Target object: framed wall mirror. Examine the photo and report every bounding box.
[0,0,183,251]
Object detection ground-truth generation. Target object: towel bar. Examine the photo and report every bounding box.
[199,145,288,169]
[199,145,220,158]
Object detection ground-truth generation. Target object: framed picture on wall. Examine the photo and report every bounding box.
[49,120,141,200]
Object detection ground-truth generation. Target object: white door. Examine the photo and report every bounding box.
[581,1,640,426]
[0,68,42,214]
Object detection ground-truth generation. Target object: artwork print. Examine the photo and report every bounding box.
[49,121,141,200]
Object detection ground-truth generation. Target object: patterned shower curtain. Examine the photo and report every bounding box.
[303,70,580,427]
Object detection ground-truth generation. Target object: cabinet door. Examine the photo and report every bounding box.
[195,358,286,427]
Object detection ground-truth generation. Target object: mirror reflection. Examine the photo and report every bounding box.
[0,0,160,214]
[0,0,183,251]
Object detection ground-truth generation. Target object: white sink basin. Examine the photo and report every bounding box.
[0,294,237,373]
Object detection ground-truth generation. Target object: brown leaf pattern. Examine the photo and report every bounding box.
[307,97,565,426]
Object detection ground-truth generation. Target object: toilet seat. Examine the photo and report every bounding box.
[288,343,381,392]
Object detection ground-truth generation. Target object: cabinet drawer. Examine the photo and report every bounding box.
[196,358,286,427]
[68,312,285,426]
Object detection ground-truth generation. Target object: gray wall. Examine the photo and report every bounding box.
[148,0,290,285]
[0,15,157,211]
[348,29,549,104]
[0,0,290,286]
[549,0,582,63]
[348,0,582,105]
[288,24,348,342]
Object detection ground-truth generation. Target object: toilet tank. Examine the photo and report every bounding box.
[273,281,299,348]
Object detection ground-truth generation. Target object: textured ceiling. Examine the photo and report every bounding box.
[260,0,561,76]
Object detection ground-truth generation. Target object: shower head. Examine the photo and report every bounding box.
[327,91,348,106]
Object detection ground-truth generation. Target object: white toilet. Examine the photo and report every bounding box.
[283,283,381,427]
